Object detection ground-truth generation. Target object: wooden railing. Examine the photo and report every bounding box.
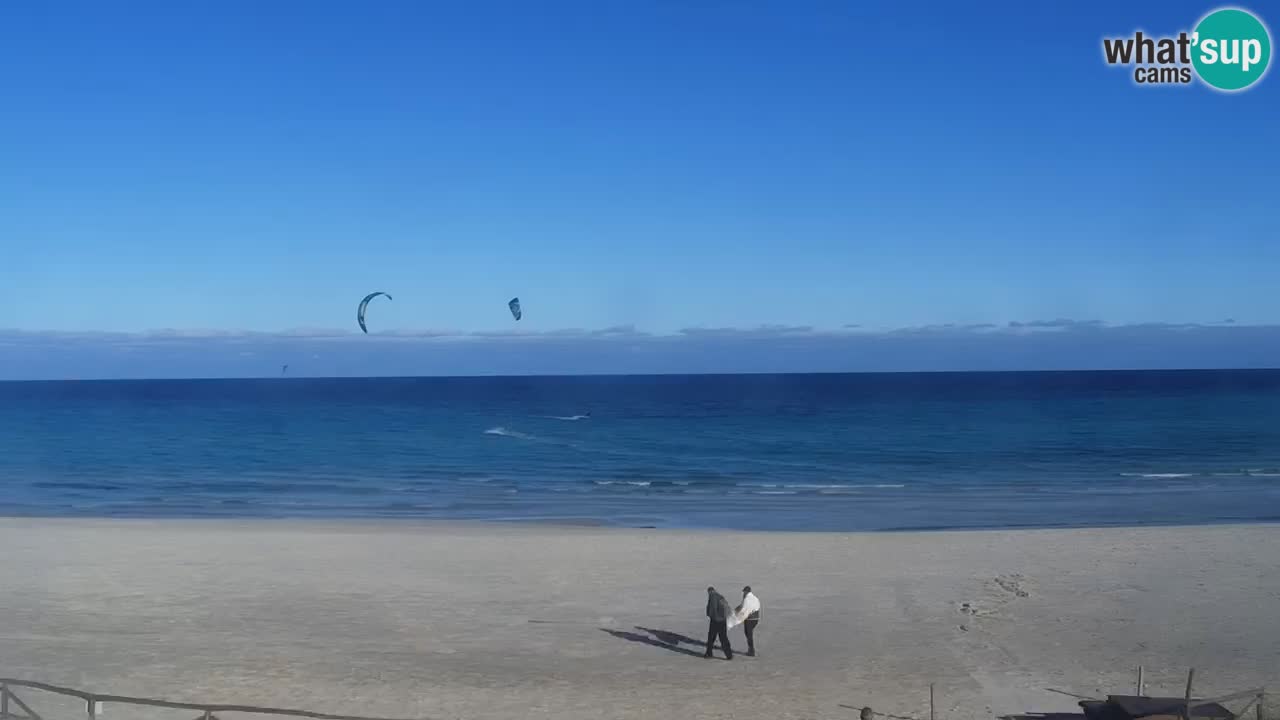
[0,678,430,720]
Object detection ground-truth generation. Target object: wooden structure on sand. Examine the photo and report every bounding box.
[0,678,429,720]
[1078,669,1269,720]
[850,669,1267,720]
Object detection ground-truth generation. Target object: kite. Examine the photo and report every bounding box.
[508,297,522,321]
[357,292,392,334]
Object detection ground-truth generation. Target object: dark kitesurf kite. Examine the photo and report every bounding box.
[508,297,522,321]
[357,292,392,334]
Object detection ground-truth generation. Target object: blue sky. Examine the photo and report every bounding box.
[1,0,1277,377]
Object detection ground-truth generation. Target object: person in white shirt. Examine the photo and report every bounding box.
[731,586,761,656]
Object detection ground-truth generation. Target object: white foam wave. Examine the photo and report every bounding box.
[484,426,534,440]
[542,414,590,421]
[744,483,906,490]
[1119,473,1195,479]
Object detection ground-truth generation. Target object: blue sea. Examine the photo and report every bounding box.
[2,371,1279,531]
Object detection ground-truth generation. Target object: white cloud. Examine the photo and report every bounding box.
[2,320,1278,379]
[1,320,1277,346]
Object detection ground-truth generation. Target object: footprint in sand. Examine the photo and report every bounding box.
[956,600,1000,620]
[992,573,1030,598]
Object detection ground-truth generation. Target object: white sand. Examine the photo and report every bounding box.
[0,519,1277,720]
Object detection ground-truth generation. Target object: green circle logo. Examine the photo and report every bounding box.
[1192,8,1272,91]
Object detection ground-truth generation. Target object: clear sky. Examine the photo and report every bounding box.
[1,1,1277,377]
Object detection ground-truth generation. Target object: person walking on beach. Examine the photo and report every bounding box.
[737,586,761,657]
[704,586,733,659]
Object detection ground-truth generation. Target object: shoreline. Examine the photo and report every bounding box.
[0,512,1278,534]
[2,519,1277,720]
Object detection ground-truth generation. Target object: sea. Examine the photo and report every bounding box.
[2,371,1279,531]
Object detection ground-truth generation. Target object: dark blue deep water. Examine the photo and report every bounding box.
[2,371,1279,530]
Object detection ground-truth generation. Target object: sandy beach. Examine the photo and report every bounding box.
[0,519,1277,720]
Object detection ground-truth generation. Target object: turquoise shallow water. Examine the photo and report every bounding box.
[2,370,1279,530]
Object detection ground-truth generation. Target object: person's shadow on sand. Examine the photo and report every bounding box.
[636,626,702,646]
[600,626,707,658]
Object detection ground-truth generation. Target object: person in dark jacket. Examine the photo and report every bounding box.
[704,586,733,659]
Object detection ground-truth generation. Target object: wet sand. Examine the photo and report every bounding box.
[0,519,1277,720]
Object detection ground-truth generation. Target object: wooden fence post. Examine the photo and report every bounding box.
[1183,669,1196,720]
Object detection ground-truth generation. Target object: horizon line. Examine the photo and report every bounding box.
[4,366,1278,384]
